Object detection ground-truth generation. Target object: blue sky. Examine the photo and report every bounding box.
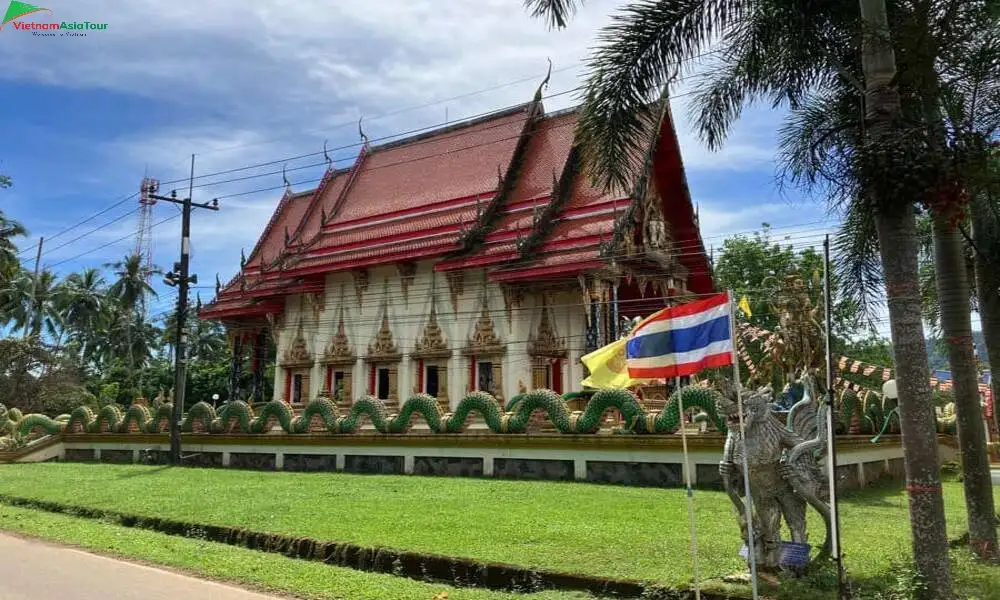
[0,0,836,326]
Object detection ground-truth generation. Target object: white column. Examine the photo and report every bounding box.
[400,356,412,401]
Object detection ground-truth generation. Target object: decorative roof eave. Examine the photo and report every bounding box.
[598,94,670,264]
[450,96,546,256]
[199,299,285,321]
[243,186,316,271]
[514,145,581,259]
[317,146,370,241]
[289,165,352,249]
[651,102,714,294]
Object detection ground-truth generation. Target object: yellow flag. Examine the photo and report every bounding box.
[738,295,753,318]
[581,338,635,389]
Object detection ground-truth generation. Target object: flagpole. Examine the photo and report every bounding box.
[675,375,701,600]
[728,290,759,600]
[823,235,846,598]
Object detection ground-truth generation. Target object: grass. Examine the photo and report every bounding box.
[0,503,593,600]
[0,463,997,597]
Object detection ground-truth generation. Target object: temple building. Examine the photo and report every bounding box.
[200,91,714,410]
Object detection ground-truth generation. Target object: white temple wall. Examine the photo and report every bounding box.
[271,262,593,405]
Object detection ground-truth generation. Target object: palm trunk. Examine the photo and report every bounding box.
[975,256,1000,438]
[932,214,999,557]
[859,0,953,595]
[877,204,954,596]
[972,202,1000,439]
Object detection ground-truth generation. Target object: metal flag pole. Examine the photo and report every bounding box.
[728,290,759,600]
[823,235,846,598]
[675,375,702,600]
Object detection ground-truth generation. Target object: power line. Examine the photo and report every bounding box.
[26,48,726,252]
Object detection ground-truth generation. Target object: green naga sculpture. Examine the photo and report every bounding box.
[717,374,832,572]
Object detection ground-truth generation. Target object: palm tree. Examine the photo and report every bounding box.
[60,268,108,359]
[105,253,158,314]
[0,212,26,283]
[520,0,1000,590]
[1,269,65,339]
[970,165,1000,435]
[784,11,1000,556]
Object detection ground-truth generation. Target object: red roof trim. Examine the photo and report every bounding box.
[306,226,461,259]
[271,241,462,279]
[433,249,521,271]
[488,258,606,282]
[653,103,714,295]
[322,191,494,234]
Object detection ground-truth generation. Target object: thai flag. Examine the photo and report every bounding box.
[626,291,734,379]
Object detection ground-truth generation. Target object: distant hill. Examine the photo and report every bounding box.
[926,331,988,372]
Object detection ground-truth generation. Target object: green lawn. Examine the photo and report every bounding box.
[0,503,591,600]
[0,463,996,598]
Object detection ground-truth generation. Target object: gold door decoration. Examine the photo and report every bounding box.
[463,295,505,401]
[322,296,356,403]
[365,302,401,403]
[528,299,567,359]
[411,301,451,405]
[279,321,313,369]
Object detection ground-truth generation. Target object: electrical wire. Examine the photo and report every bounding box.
[30,47,727,255]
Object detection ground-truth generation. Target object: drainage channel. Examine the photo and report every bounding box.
[0,494,742,599]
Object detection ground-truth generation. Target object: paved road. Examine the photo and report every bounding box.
[993,469,1000,486]
[0,534,284,600]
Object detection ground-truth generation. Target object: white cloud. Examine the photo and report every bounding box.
[6,0,783,285]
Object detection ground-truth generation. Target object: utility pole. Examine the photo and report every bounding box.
[149,155,219,465]
[822,236,845,599]
[23,236,43,339]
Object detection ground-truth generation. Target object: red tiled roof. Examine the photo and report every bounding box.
[201,99,713,322]
[330,106,531,223]
[245,188,315,270]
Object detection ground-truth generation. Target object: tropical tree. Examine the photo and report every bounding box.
[105,253,158,314]
[1,268,64,339]
[714,224,860,338]
[520,0,1000,591]
[0,213,26,283]
[777,2,1000,557]
[970,153,1000,434]
[59,268,108,361]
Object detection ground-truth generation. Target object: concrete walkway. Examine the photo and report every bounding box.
[0,534,284,600]
[992,468,1000,486]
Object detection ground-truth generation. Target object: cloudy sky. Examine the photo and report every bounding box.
[0,0,836,323]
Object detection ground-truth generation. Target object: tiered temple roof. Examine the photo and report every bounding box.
[201,98,712,322]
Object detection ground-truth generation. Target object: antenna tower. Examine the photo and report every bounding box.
[137,177,159,282]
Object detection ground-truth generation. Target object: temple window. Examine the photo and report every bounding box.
[377,368,391,400]
[331,370,347,402]
[477,361,495,395]
[279,326,314,405]
[425,365,440,398]
[364,299,402,408]
[412,300,451,410]
[292,373,306,404]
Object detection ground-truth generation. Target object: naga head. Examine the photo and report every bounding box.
[716,379,775,431]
